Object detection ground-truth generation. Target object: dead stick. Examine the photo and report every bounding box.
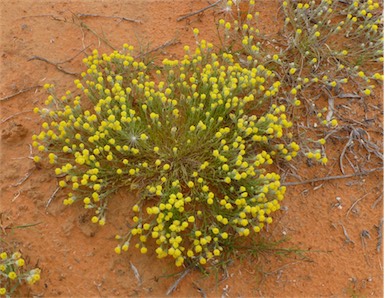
[192,282,207,298]
[340,223,354,244]
[166,268,191,296]
[78,20,116,50]
[58,45,91,64]
[346,192,371,218]
[339,130,354,175]
[129,262,142,285]
[11,168,35,187]
[76,13,142,23]
[371,193,383,209]
[376,219,383,252]
[28,56,78,75]
[0,86,42,102]
[136,39,179,58]
[20,14,65,21]
[46,186,60,209]
[282,167,383,186]
[0,111,31,124]
[177,0,222,22]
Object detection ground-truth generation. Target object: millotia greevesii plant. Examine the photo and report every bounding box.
[32,37,300,267]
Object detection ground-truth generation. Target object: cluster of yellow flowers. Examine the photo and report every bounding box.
[0,251,41,296]
[281,0,383,92]
[217,0,382,165]
[274,1,381,87]
[32,38,301,267]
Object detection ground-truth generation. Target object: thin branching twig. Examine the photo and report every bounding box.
[340,223,355,244]
[11,168,35,187]
[28,56,78,75]
[20,14,65,21]
[371,193,383,209]
[192,282,207,298]
[136,39,180,58]
[177,0,222,22]
[0,86,42,102]
[376,219,383,253]
[166,268,191,296]
[282,167,383,186]
[46,186,60,209]
[0,111,32,124]
[129,262,142,286]
[76,13,142,24]
[346,192,372,218]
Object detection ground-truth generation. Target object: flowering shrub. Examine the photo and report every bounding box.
[0,251,41,297]
[32,38,301,267]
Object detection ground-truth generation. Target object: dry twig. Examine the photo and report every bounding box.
[0,111,32,124]
[282,167,383,186]
[177,0,222,22]
[72,13,116,50]
[20,14,66,21]
[12,191,21,202]
[76,13,142,24]
[340,130,355,175]
[360,230,371,265]
[371,193,383,209]
[28,56,78,75]
[376,219,383,253]
[346,192,372,218]
[0,86,42,102]
[166,268,191,296]
[136,39,180,58]
[192,282,207,298]
[340,223,355,244]
[129,262,142,286]
[11,168,35,187]
[46,186,60,209]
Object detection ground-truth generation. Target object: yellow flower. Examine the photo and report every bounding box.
[330,119,338,127]
[114,246,121,254]
[321,157,328,165]
[8,271,17,280]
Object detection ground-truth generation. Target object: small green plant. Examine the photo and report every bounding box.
[0,250,41,297]
[32,36,302,267]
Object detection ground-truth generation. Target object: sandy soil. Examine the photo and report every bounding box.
[0,1,383,297]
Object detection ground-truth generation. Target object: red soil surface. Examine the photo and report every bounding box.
[0,1,383,297]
